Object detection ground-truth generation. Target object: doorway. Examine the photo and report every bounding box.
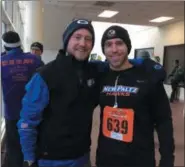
[163,44,184,85]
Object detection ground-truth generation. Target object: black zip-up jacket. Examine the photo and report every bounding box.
[96,64,175,167]
[35,50,100,159]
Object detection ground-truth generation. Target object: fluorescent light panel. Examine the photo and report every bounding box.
[149,16,174,23]
[98,10,119,18]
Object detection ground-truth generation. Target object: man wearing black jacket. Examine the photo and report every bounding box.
[96,25,175,167]
[18,19,99,167]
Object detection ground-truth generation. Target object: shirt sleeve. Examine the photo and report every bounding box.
[17,73,49,161]
[130,58,166,82]
[150,82,175,167]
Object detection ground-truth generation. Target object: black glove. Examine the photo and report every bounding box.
[23,161,38,167]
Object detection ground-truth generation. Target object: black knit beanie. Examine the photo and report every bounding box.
[63,19,95,51]
[101,25,132,54]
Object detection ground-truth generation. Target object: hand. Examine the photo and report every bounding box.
[23,161,38,167]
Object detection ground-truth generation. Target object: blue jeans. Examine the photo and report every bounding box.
[38,153,91,167]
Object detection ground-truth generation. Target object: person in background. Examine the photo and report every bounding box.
[1,31,43,167]
[138,50,151,59]
[1,51,6,56]
[168,59,183,102]
[96,25,175,167]
[30,42,45,65]
[154,56,160,63]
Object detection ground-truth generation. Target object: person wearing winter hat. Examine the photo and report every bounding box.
[30,42,45,65]
[101,25,132,71]
[62,18,95,61]
[30,42,43,57]
[2,30,22,51]
[96,25,174,167]
[1,31,43,167]
[18,19,98,167]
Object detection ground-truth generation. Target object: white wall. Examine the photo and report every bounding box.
[161,21,184,45]
[42,4,76,63]
[132,21,184,64]
[130,27,161,58]
[43,4,76,50]
[130,21,184,101]
[42,50,58,64]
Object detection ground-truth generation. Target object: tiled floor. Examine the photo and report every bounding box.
[91,101,184,166]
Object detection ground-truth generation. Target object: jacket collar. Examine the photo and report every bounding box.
[7,48,23,55]
[55,49,88,71]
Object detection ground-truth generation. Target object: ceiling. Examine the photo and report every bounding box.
[44,1,184,26]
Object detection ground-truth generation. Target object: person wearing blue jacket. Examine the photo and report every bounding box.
[18,19,99,167]
[17,19,167,167]
[1,51,6,56]
[1,31,43,167]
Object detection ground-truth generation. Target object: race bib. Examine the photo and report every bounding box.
[102,106,134,142]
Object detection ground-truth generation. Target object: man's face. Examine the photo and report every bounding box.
[31,48,42,56]
[67,29,93,61]
[104,38,128,70]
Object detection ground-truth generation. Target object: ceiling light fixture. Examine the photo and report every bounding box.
[98,10,119,18]
[149,16,174,23]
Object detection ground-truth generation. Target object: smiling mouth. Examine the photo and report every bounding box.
[76,49,86,53]
[111,56,120,59]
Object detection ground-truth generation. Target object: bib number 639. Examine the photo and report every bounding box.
[102,106,134,142]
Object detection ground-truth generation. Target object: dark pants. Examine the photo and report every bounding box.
[3,119,23,167]
[170,82,178,102]
[175,87,180,100]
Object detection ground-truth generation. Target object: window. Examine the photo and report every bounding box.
[6,1,13,21]
[134,47,154,59]
[1,22,6,52]
[2,1,7,10]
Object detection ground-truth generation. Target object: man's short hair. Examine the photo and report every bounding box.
[31,42,43,52]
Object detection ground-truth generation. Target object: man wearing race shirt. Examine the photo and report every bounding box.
[96,25,175,167]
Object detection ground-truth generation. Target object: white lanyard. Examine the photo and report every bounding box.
[113,75,120,108]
